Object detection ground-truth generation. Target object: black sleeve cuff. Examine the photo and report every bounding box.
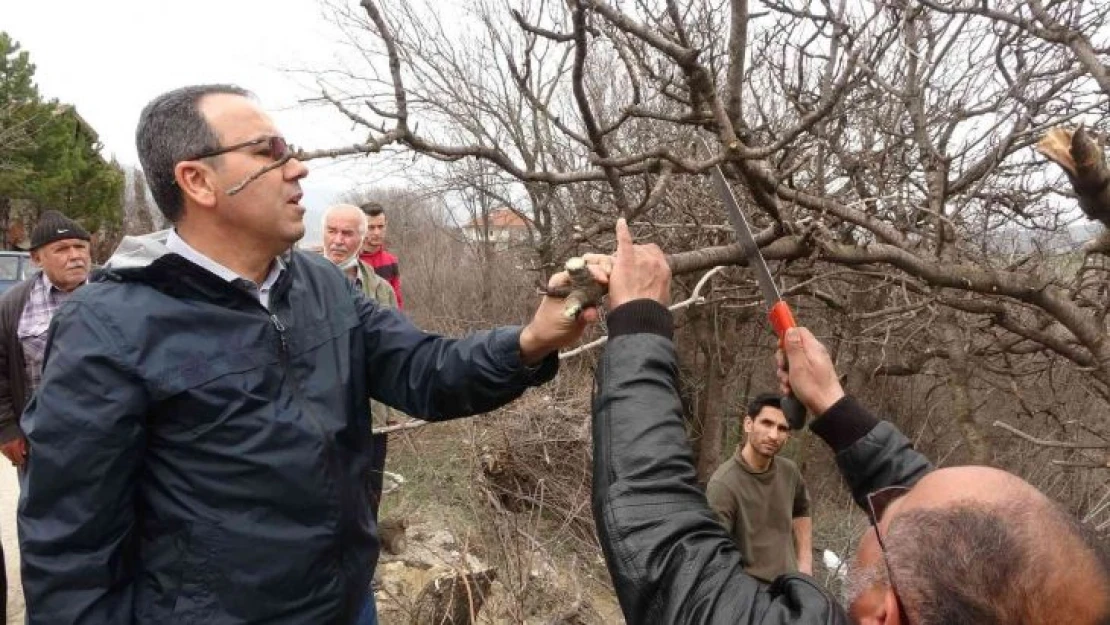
[607,299,673,340]
[808,395,881,454]
[520,351,560,386]
[0,416,23,444]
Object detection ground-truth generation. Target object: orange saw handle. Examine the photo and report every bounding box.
[768,301,807,430]
[769,300,796,344]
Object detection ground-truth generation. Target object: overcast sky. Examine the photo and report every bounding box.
[2,0,404,242]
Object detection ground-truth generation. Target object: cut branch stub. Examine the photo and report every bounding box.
[559,257,607,319]
[1038,126,1110,227]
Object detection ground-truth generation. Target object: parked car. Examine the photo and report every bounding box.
[0,251,32,295]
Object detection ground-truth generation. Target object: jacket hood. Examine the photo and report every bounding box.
[103,229,172,270]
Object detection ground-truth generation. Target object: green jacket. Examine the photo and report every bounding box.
[357,261,398,310]
[356,261,402,429]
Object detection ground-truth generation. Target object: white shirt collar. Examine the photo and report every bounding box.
[165,229,286,308]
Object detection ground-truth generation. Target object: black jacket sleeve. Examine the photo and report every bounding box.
[591,300,937,624]
[591,307,846,625]
[19,300,148,625]
[809,397,934,509]
[0,279,32,443]
[0,299,18,442]
[354,283,558,420]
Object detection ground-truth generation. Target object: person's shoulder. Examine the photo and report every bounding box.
[45,280,158,352]
[70,263,198,323]
[0,274,36,307]
[291,249,339,274]
[358,259,383,278]
[290,251,366,307]
[776,455,803,478]
[708,456,742,486]
[64,278,157,323]
[291,250,349,285]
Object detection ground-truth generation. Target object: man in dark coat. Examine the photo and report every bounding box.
[590,219,1110,625]
[0,210,91,466]
[17,85,601,625]
[0,210,90,617]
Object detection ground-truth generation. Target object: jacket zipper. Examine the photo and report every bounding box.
[270,310,349,571]
[270,312,332,456]
[271,314,290,359]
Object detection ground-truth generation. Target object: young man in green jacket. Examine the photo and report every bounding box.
[706,392,812,582]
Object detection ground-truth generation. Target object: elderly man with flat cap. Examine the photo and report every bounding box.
[0,210,92,469]
[0,210,91,615]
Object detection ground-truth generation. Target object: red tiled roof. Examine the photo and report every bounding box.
[462,208,531,229]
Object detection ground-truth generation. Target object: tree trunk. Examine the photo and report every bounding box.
[691,306,725,484]
[0,197,9,249]
[943,321,993,465]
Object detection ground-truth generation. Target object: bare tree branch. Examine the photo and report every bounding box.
[994,420,1110,450]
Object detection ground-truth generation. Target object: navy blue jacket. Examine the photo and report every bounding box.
[18,242,556,625]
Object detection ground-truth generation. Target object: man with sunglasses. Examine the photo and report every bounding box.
[16,85,604,625]
[590,221,1110,624]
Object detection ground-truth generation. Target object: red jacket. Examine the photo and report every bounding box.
[360,248,403,308]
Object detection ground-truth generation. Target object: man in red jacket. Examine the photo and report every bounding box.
[359,202,403,308]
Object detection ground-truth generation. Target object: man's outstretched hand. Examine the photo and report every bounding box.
[519,252,610,365]
[608,218,670,309]
[777,327,846,417]
[519,219,671,363]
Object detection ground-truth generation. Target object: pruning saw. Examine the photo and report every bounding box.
[698,136,808,429]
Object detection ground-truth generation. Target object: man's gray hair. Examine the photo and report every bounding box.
[884,500,1110,625]
[322,203,369,237]
[136,84,251,224]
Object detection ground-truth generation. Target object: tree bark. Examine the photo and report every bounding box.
[943,321,993,465]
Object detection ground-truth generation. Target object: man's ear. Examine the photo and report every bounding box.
[881,588,905,625]
[743,416,754,434]
[850,586,898,625]
[174,161,218,209]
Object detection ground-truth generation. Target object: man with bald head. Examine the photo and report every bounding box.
[589,220,1110,624]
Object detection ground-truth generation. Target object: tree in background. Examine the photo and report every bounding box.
[305,0,1110,531]
[0,32,122,252]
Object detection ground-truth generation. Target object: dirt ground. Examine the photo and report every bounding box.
[0,463,23,624]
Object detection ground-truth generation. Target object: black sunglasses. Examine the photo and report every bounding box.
[189,136,294,162]
[865,486,913,624]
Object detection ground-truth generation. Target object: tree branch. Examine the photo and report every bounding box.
[993,420,1110,450]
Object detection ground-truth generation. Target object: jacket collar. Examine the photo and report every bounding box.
[100,250,297,313]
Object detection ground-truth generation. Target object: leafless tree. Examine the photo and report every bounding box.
[305,0,1110,485]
